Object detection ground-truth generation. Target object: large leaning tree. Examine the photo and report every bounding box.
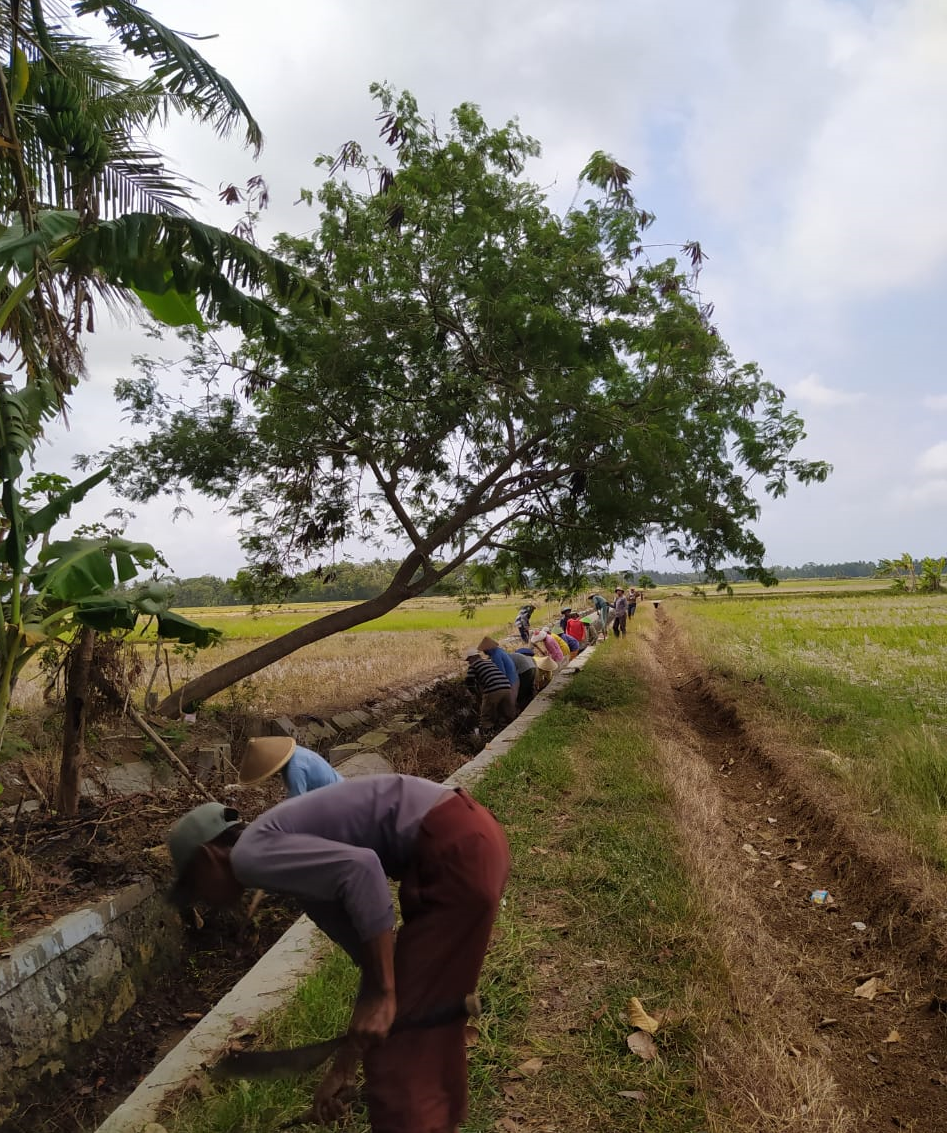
[98,84,830,715]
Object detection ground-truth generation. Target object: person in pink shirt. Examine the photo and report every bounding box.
[530,627,564,664]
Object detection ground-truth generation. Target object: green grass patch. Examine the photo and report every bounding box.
[673,593,947,863]
[162,645,721,1133]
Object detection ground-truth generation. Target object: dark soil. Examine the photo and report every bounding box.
[1,899,299,1133]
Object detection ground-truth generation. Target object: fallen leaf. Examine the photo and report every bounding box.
[816,1017,838,1029]
[627,997,660,1034]
[852,921,867,932]
[790,861,808,871]
[854,977,895,1001]
[618,1090,647,1102]
[786,1044,802,1057]
[867,1052,880,1064]
[516,1057,544,1077]
[767,817,777,825]
[742,843,758,856]
[626,1031,658,1061]
[773,879,783,889]
[591,1004,608,1022]
[496,1118,524,1133]
[882,1029,901,1044]
[502,1082,521,1099]
[464,1024,480,1047]
[528,845,549,856]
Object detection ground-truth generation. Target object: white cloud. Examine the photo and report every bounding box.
[788,373,863,407]
[765,1,947,300]
[915,442,947,476]
[898,478,947,509]
[922,393,947,411]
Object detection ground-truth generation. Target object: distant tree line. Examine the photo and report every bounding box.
[168,560,459,607]
[168,557,940,608]
[645,561,880,585]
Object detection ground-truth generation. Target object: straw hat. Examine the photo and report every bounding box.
[477,636,500,652]
[464,648,481,660]
[239,736,296,785]
[534,655,557,673]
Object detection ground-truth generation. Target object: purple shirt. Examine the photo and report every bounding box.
[231,774,451,960]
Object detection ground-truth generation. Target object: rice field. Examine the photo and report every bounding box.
[12,596,561,720]
[171,596,535,640]
[671,591,947,861]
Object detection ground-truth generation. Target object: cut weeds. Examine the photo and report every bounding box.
[159,645,722,1133]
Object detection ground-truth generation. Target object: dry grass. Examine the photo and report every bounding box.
[11,622,517,721]
[635,629,856,1132]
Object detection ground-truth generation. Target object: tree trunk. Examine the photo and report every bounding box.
[57,626,96,817]
[157,577,427,717]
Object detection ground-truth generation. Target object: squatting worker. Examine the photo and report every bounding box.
[478,636,520,719]
[238,736,343,797]
[463,648,514,732]
[167,776,510,1133]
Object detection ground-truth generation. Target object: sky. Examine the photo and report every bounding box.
[40,0,947,579]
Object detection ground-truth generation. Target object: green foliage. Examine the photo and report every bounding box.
[918,556,945,593]
[89,85,828,708]
[103,85,827,590]
[0,389,219,747]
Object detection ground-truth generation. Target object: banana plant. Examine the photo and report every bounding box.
[0,379,219,752]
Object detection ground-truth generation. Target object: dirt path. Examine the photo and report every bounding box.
[639,608,947,1132]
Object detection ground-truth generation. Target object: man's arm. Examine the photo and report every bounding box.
[350,930,397,1044]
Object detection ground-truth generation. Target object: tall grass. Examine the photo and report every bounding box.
[672,592,947,862]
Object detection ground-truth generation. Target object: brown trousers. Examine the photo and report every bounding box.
[479,686,513,730]
[363,790,510,1132]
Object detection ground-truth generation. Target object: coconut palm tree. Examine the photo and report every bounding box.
[1,0,322,410]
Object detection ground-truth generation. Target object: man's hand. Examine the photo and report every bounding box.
[349,988,397,1046]
[308,1042,360,1125]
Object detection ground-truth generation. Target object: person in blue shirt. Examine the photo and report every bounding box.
[478,636,520,718]
[238,736,343,797]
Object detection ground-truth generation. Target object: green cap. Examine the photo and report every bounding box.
[167,802,241,879]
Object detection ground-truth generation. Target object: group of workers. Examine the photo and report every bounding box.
[164,590,649,1133]
[465,594,630,732]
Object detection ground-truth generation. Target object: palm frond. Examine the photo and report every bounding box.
[73,0,264,154]
[62,212,329,356]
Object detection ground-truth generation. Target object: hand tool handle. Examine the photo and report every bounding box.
[214,992,481,1080]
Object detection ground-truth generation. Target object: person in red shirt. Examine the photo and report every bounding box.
[564,613,586,643]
